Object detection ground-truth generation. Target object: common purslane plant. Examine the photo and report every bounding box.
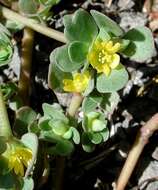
[0,5,155,190]
[48,8,155,153]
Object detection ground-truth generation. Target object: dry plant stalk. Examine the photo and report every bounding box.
[18,27,34,105]
[116,113,158,190]
[1,6,66,43]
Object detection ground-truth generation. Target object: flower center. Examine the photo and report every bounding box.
[98,50,113,64]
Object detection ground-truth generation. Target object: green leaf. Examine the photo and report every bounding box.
[117,39,130,52]
[0,32,13,67]
[39,130,61,142]
[51,45,83,72]
[63,129,73,139]
[82,132,91,144]
[90,10,123,37]
[82,73,95,96]
[14,106,37,136]
[0,173,20,189]
[39,118,51,131]
[0,137,7,154]
[122,26,155,62]
[82,144,95,152]
[92,119,107,132]
[49,120,69,136]
[48,61,72,92]
[0,23,11,37]
[89,132,103,144]
[96,64,128,93]
[97,27,111,41]
[42,103,68,123]
[82,93,103,113]
[1,82,17,100]
[47,140,74,156]
[19,0,39,14]
[21,133,38,177]
[101,92,120,115]
[22,177,34,190]
[64,9,98,43]
[100,128,109,142]
[6,20,24,33]
[68,41,88,63]
[70,127,80,144]
[0,156,9,175]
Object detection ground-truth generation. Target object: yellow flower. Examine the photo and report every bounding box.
[2,142,32,176]
[63,71,91,93]
[88,40,121,76]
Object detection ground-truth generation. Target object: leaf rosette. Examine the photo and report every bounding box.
[82,111,109,152]
[0,24,13,67]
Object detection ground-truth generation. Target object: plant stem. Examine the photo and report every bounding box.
[67,93,84,117]
[0,87,12,137]
[116,113,158,190]
[18,27,34,105]
[55,93,83,190]
[1,6,66,43]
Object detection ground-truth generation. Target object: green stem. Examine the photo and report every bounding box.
[0,87,12,137]
[1,6,66,43]
[55,93,83,190]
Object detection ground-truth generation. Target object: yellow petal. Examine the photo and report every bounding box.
[103,65,111,76]
[14,158,24,176]
[110,54,120,69]
[63,79,75,92]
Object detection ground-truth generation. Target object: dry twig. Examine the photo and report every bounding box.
[116,113,158,190]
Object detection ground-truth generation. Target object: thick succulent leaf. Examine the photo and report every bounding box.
[82,144,95,152]
[63,9,98,43]
[68,41,88,63]
[0,23,11,37]
[50,45,83,72]
[39,130,62,142]
[90,10,123,36]
[22,177,34,190]
[6,20,24,33]
[14,106,37,136]
[97,27,111,41]
[19,0,39,14]
[39,118,51,131]
[122,26,155,62]
[42,103,68,123]
[70,127,80,144]
[100,128,109,142]
[0,33,13,67]
[117,39,130,52]
[96,64,128,93]
[49,120,68,136]
[92,120,107,132]
[48,61,72,92]
[63,129,73,139]
[82,93,103,113]
[47,140,74,156]
[0,137,7,154]
[82,132,95,152]
[89,133,103,144]
[82,73,95,96]
[21,133,38,177]
[0,173,21,189]
[101,92,120,115]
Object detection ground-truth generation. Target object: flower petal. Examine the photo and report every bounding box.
[110,54,120,69]
[103,65,111,76]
